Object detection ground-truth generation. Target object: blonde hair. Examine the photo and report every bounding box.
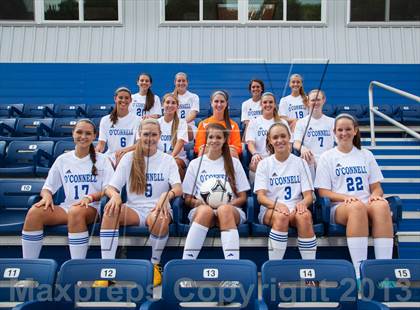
[265,122,291,155]
[290,74,308,108]
[173,72,188,98]
[129,119,161,194]
[162,93,180,149]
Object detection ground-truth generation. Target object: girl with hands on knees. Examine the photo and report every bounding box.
[130,73,162,119]
[246,92,291,182]
[195,90,242,158]
[157,93,189,180]
[182,123,250,260]
[315,114,393,280]
[173,72,200,141]
[22,119,113,259]
[96,87,141,167]
[100,118,182,286]
[293,89,334,180]
[278,74,309,132]
[254,122,316,261]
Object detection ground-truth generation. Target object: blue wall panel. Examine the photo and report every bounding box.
[0,63,419,109]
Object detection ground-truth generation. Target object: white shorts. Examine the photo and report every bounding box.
[258,205,295,224]
[58,203,100,214]
[188,206,247,225]
[127,205,173,227]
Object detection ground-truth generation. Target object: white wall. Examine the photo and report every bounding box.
[0,0,419,63]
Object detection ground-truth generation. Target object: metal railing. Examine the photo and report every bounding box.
[369,81,420,146]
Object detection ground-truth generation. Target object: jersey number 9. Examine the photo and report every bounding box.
[145,183,152,197]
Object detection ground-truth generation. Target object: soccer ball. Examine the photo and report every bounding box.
[200,178,233,209]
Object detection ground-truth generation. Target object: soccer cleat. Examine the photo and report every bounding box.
[153,264,162,287]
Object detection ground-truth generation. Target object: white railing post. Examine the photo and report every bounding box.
[368,81,420,146]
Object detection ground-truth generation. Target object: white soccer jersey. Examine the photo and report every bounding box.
[314,147,384,206]
[279,95,308,120]
[246,116,292,156]
[130,93,162,117]
[177,91,200,126]
[157,117,188,163]
[183,155,250,208]
[254,154,314,210]
[43,151,113,210]
[98,113,141,162]
[109,150,181,210]
[294,114,335,161]
[241,98,262,122]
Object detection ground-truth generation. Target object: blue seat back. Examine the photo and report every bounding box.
[85,103,114,117]
[56,259,153,307]
[0,141,5,161]
[54,104,86,118]
[0,118,17,136]
[399,104,420,118]
[15,118,53,137]
[262,260,357,310]
[361,259,420,306]
[0,259,57,305]
[0,179,44,210]
[4,141,54,167]
[50,118,78,137]
[162,259,258,309]
[2,104,23,117]
[335,104,366,118]
[21,104,54,118]
[54,141,75,158]
[323,104,336,117]
[0,104,11,117]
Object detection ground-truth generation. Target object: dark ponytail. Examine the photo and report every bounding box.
[138,73,155,112]
[111,87,132,126]
[89,143,98,176]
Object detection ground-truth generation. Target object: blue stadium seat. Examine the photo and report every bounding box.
[360,259,420,309]
[399,104,420,125]
[319,196,402,236]
[0,118,17,140]
[0,140,6,161]
[241,143,251,177]
[184,142,195,161]
[248,194,324,238]
[53,104,86,118]
[0,141,54,177]
[0,259,57,309]
[335,104,367,119]
[0,118,53,142]
[261,259,387,310]
[35,141,75,177]
[359,105,398,126]
[0,179,44,235]
[85,103,114,118]
[323,104,336,118]
[19,104,55,118]
[14,259,153,310]
[39,118,78,141]
[2,103,24,118]
[141,259,259,310]
[197,108,210,118]
[177,197,250,237]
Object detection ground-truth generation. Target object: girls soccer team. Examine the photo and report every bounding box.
[22,73,394,285]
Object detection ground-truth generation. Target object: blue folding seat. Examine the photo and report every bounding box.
[85,103,114,118]
[197,107,210,118]
[360,259,420,309]
[141,259,260,309]
[248,194,324,238]
[184,142,195,161]
[0,179,44,235]
[0,141,54,177]
[2,103,24,118]
[319,196,402,236]
[0,118,53,142]
[261,259,387,310]
[177,196,250,237]
[35,141,75,177]
[0,259,57,309]
[0,118,17,139]
[359,104,397,126]
[39,118,78,141]
[18,104,55,118]
[14,259,153,310]
[0,140,5,161]
[335,104,366,120]
[53,104,86,118]
[399,104,420,125]
[323,104,336,118]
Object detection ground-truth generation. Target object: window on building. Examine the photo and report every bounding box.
[0,0,34,21]
[44,0,119,21]
[350,0,420,22]
[165,0,324,22]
